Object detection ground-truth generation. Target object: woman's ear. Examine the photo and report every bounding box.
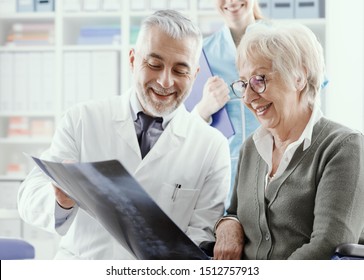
[296,68,308,91]
[296,77,307,91]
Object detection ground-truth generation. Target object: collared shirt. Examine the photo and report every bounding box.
[129,90,176,129]
[253,104,323,188]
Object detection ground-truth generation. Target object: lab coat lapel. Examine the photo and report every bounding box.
[112,90,141,159]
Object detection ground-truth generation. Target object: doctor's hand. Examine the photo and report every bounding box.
[53,159,76,210]
[213,219,244,260]
[53,185,75,210]
[196,76,230,122]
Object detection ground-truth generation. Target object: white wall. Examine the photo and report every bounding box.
[325,0,364,133]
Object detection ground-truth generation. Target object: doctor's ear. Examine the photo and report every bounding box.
[129,48,136,71]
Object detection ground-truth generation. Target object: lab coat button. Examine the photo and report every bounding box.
[265,233,270,241]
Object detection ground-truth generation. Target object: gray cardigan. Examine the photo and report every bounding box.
[227,117,364,259]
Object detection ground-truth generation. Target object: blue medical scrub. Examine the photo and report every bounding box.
[203,25,260,201]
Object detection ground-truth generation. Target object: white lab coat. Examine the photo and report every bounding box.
[18,89,231,259]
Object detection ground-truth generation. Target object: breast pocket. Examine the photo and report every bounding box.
[156,183,200,232]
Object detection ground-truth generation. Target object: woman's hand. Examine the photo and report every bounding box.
[196,76,230,122]
[213,219,244,260]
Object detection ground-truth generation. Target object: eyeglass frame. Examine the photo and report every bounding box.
[230,75,267,98]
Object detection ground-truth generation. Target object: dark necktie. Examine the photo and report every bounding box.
[136,112,163,158]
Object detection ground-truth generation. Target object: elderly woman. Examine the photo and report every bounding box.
[213,21,364,259]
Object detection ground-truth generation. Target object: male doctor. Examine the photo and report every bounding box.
[17,10,230,259]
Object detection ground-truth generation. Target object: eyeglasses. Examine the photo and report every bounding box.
[230,75,267,98]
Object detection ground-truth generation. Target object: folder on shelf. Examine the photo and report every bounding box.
[102,0,120,11]
[83,0,101,11]
[0,53,14,112]
[271,0,294,19]
[259,0,272,18]
[42,52,55,111]
[295,0,320,18]
[129,0,147,10]
[184,50,235,138]
[13,53,29,111]
[31,157,209,260]
[16,0,34,12]
[28,52,43,112]
[149,0,168,10]
[91,51,119,100]
[63,0,81,11]
[63,52,78,109]
[35,0,54,12]
[0,0,16,13]
[76,52,92,104]
[169,0,189,10]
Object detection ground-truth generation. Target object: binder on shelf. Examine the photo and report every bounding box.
[91,51,119,100]
[168,0,189,10]
[150,0,168,10]
[77,25,121,45]
[271,0,294,19]
[0,0,16,13]
[13,53,29,111]
[259,0,272,18]
[0,181,20,210]
[28,52,43,112]
[42,52,55,111]
[35,0,54,12]
[129,0,147,10]
[198,0,215,10]
[63,52,77,109]
[184,50,235,138]
[102,0,120,11]
[6,22,54,46]
[295,0,320,18]
[7,116,30,138]
[83,0,101,11]
[16,0,34,12]
[0,53,13,112]
[63,0,81,11]
[75,52,92,104]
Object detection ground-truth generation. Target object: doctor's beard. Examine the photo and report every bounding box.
[138,82,191,117]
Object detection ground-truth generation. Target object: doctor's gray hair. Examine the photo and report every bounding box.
[135,9,203,65]
[237,21,325,109]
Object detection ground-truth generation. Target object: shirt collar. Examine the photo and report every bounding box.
[253,103,323,155]
[129,90,177,129]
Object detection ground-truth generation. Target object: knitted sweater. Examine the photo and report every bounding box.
[227,117,364,259]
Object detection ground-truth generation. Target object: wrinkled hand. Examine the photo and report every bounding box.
[196,76,230,121]
[213,219,244,260]
[53,159,76,209]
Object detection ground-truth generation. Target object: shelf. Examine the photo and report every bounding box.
[62,12,121,18]
[63,45,122,51]
[0,175,24,181]
[0,112,55,117]
[0,12,55,20]
[0,46,55,52]
[0,209,20,219]
[0,138,52,144]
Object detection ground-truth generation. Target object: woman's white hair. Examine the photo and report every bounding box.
[135,10,203,65]
[237,21,325,109]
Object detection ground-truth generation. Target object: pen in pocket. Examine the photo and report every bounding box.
[171,184,181,201]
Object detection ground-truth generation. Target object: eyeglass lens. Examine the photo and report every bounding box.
[232,75,266,97]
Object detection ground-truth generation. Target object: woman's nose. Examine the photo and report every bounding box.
[243,86,260,104]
